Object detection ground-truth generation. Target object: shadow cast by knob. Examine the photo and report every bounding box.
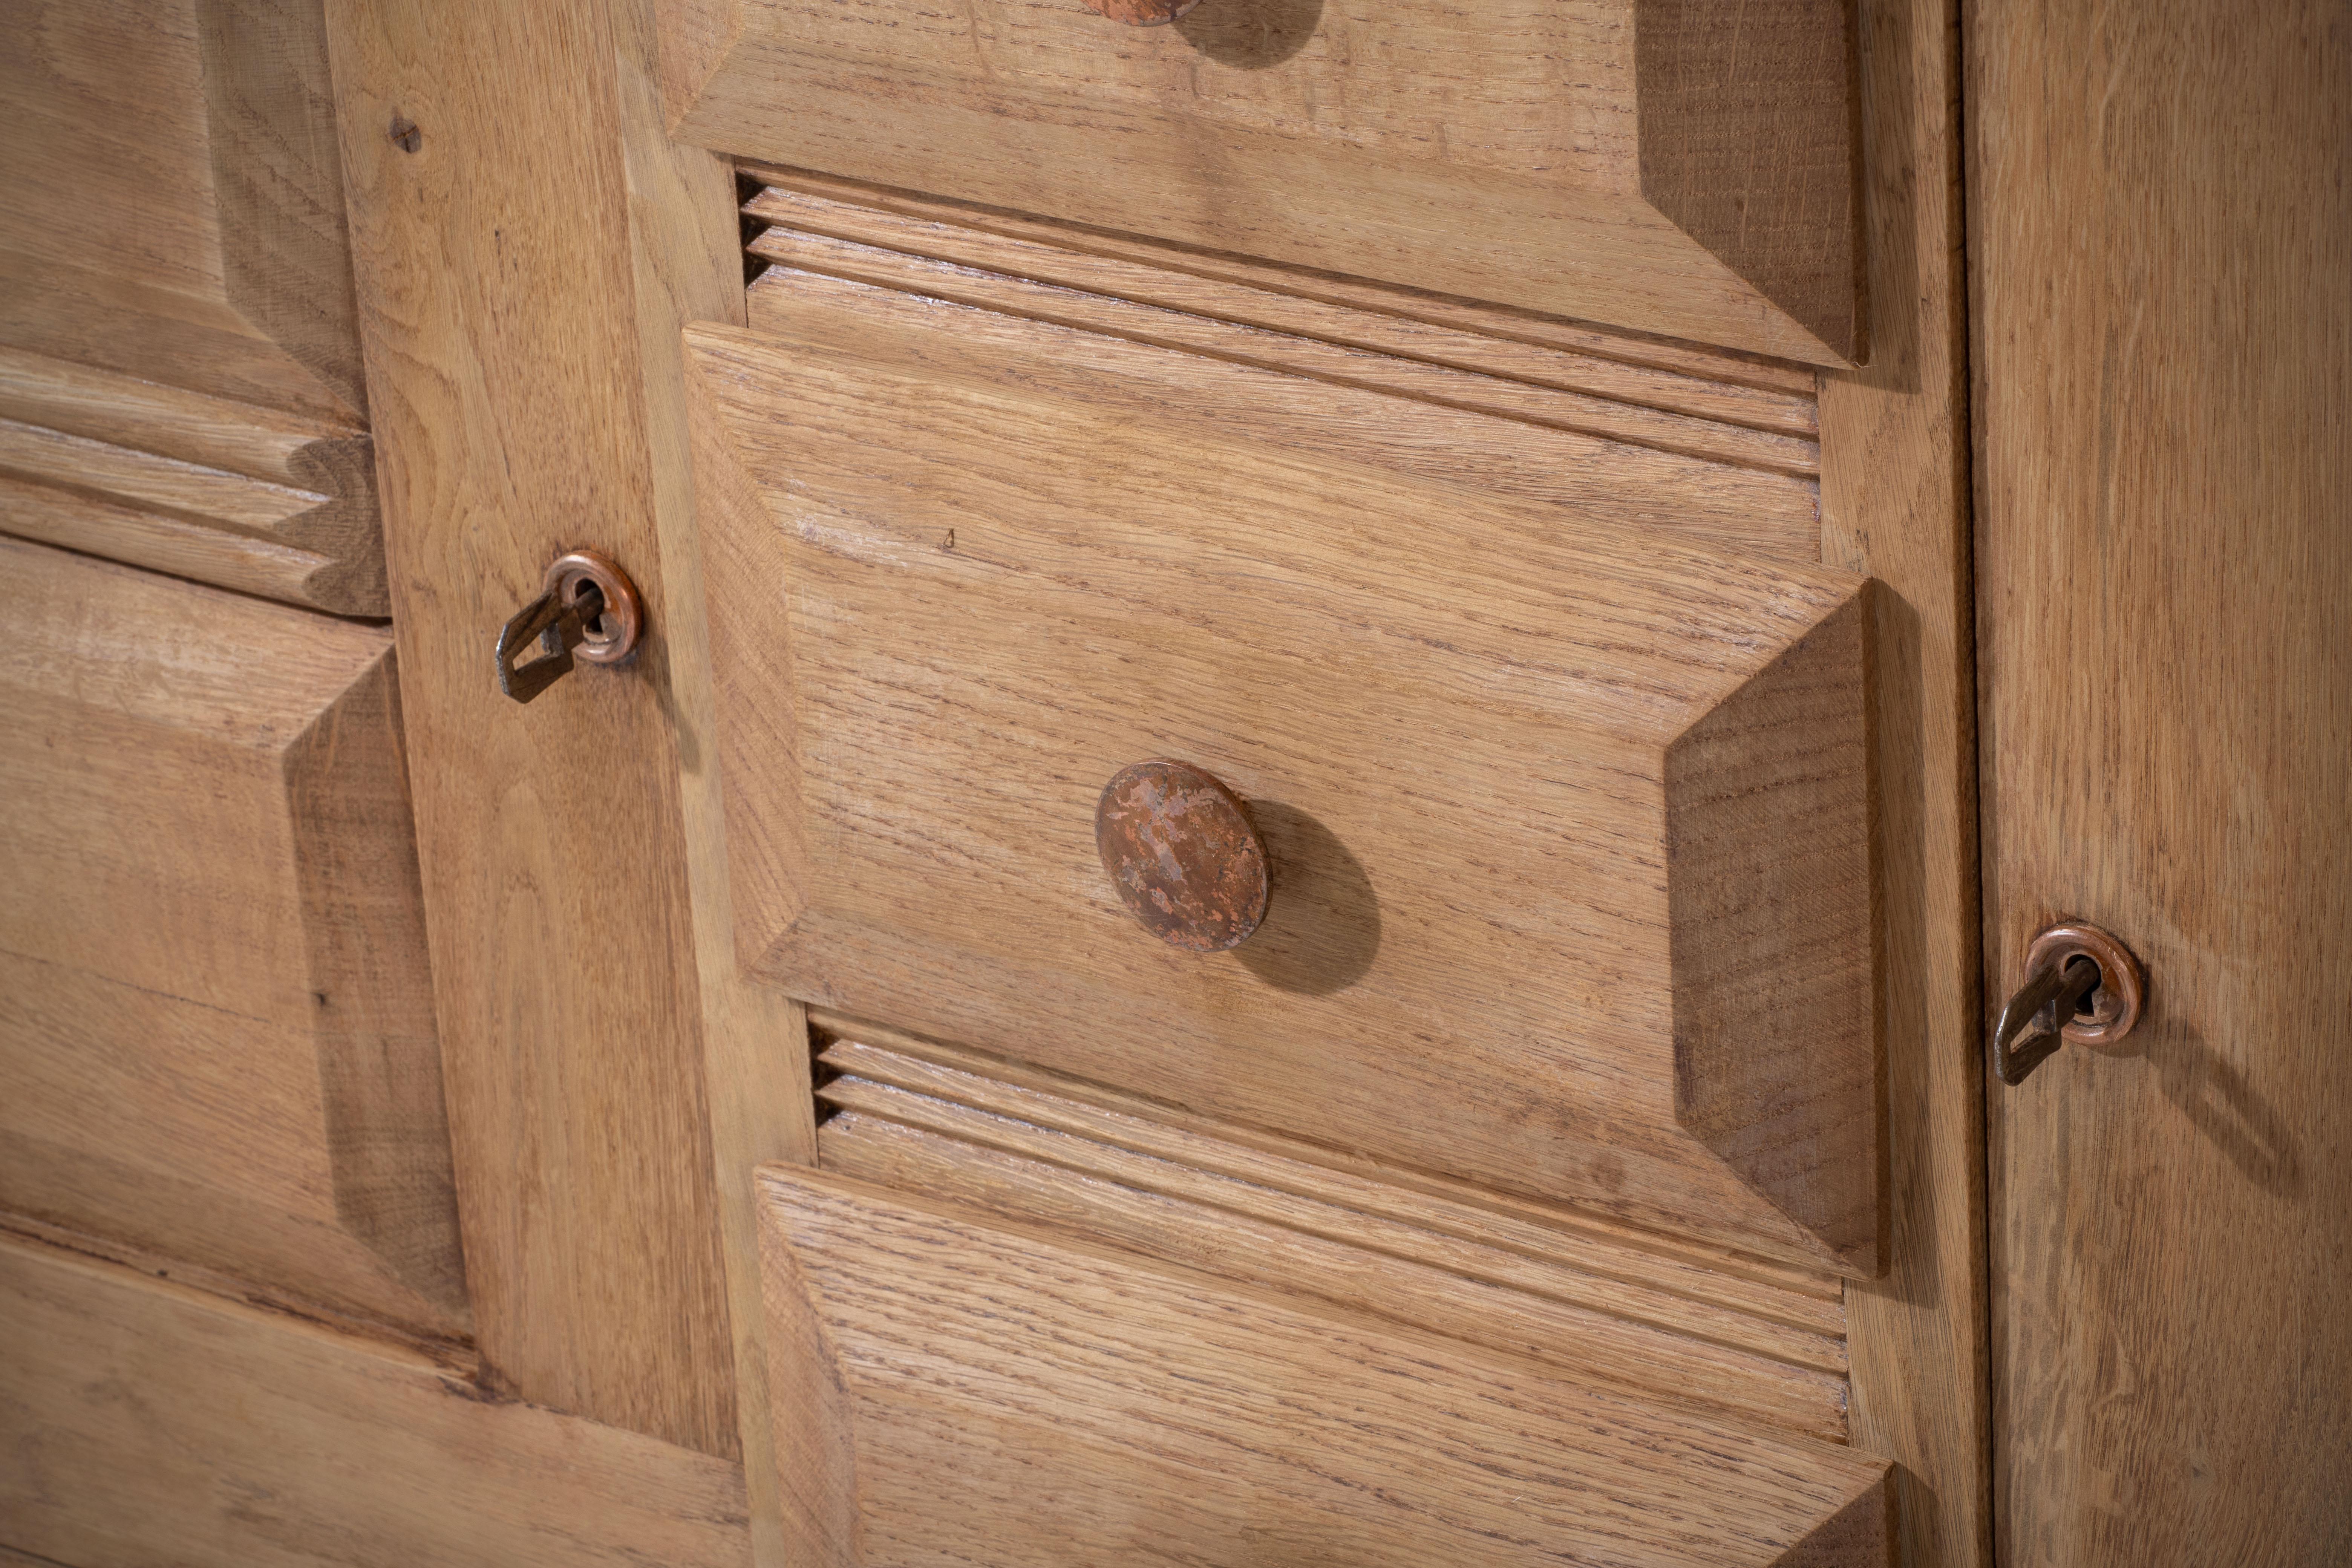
[1234,800,1379,995]
[1177,0,1322,69]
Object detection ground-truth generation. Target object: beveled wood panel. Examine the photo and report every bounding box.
[687,296,1883,1274]
[0,0,364,423]
[759,1164,1891,1566]
[0,1232,749,1568]
[812,1014,1851,1441]
[665,0,1863,364]
[0,350,384,614]
[0,539,462,1336]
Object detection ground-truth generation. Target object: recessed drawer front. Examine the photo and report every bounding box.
[687,280,1880,1274]
[663,0,1864,365]
[759,1161,1892,1566]
[0,539,465,1337]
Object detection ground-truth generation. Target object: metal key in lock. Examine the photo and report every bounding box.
[1991,920,2147,1085]
[496,549,644,703]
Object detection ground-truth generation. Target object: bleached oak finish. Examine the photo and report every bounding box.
[810,1014,1848,1311]
[0,1232,752,1568]
[324,0,744,1456]
[741,227,1820,482]
[0,0,363,423]
[1973,0,2350,1558]
[0,539,463,1338]
[759,1165,1891,1566]
[740,180,1824,448]
[688,298,1882,1274]
[0,352,383,613]
[811,1018,1851,1441]
[740,168,1827,403]
[1819,0,1991,1559]
[1806,0,1994,1561]
[663,0,1863,363]
[747,266,1821,561]
[618,0,820,1544]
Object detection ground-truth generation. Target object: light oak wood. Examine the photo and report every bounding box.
[0,0,363,423]
[665,0,1864,363]
[759,1164,1891,1566]
[747,266,1821,561]
[740,179,1824,444]
[0,538,463,1338]
[810,1017,1851,1441]
[740,167,1827,401]
[0,349,383,613]
[614,0,821,1546]
[811,1012,1850,1311]
[0,1231,752,1568]
[1972,0,2350,1559]
[324,0,743,1456]
[688,297,1883,1274]
[0,418,383,616]
[0,1,387,614]
[741,224,1820,482]
[1818,0,1992,1559]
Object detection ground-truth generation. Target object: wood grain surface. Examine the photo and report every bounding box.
[738,168,1827,404]
[747,265,1822,561]
[612,0,819,1544]
[1972,0,2351,1559]
[325,0,737,1454]
[1818,0,1992,1559]
[758,1164,1891,1566]
[809,1015,1852,1441]
[741,223,1822,485]
[0,351,383,614]
[688,298,1882,1273]
[666,0,1862,362]
[740,180,1824,460]
[0,1231,752,1568]
[0,538,463,1338]
[0,0,363,422]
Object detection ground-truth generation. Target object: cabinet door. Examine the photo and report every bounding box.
[688,272,1882,1277]
[1973,0,2350,1557]
[314,0,1986,1560]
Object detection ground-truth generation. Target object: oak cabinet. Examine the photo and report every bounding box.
[15,0,2338,1565]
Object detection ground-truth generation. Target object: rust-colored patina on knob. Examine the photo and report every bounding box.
[1095,760,1268,951]
[1079,0,1204,24]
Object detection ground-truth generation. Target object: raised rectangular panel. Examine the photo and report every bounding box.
[0,0,364,422]
[686,289,1882,1273]
[0,538,464,1335]
[758,1163,1892,1565]
[663,0,1863,363]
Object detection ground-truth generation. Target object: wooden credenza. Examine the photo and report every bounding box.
[2,1,2341,1565]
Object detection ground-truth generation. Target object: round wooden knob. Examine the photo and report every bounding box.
[1095,760,1269,951]
[1079,0,1204,24]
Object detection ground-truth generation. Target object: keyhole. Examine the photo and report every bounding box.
[2068,956,2106,1021]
